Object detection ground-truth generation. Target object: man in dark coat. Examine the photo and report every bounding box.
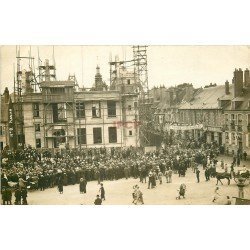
[14,187,22,205]
[1,175,8,189]
[6,187,12,205]
[58,177,63,194]
[243,151,247,161]
[21,188,28,205]
[1,187,7,205]
[99,183,105,201]
[148,171,153,189]
[100,166,105,182]
[196,168,200,183]
[81,178,87,193]
[94,195,102,205]
[141,167,147,183]
[204,168,210,181]
[237,156,241,167]
[79,178,86,194]
[38,175,45,191]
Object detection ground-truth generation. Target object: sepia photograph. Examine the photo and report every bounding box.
[0,45,250,205]
[2,2,250,250]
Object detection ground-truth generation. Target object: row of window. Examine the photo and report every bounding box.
[77,127,118,145]
[224,133,250,147]
[179,112,218,126]
[33,101,138,119]
[78,127,133,144]
[225,113,250,124]
[35,126,134,148]
[35,127,122,148]
[225,132,239,141]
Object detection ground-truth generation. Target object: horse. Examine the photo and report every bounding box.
[215,172,231,185]
[207,168,216,178]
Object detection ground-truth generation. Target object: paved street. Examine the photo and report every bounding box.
[25,157,250,205]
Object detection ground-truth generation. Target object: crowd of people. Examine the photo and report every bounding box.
[0,139,247,205]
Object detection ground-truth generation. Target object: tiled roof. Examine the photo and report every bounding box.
[179,85,233,110]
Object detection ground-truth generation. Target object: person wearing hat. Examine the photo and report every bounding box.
[132,185,144,205]
[21,188,28,205]
[148,170,153,189]
[38,174,45,191]
[152,170,157,188]
[1,187,7,205]
[124,166,129,180]
[204,167,210,181]
[94,195,102,205]
[58,176,64,194]
[79,177,87,194]
[6,187,12,205]
[14,187,22,205]
[79,178,85,194]
[158,170,163,184]
[196,167,200,183]
[99,183,105,201]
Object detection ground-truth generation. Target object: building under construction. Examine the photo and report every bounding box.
[12,46,152,149]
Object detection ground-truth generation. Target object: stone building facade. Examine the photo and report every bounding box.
[0,88,16,150]
[221,68,250,155]
[151,68,250,155]
[14,62,139,149]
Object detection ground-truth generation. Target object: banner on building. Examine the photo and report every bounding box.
[8,106,15,148]
[144,146,157,153]
[164,124,203,131]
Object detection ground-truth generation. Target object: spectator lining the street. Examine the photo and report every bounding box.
[1,140,241,205]
[99,183,105,201]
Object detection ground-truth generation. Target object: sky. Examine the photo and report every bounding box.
[1,45,250,93]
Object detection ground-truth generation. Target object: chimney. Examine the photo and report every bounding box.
[185,85,194,102]
[160,86,166,101]
[244,68,250,87]
[169,90,174,105]
[225,80,230,95]
[3,87,9,103]
[165,90,171,106]
[233,68,243,98]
